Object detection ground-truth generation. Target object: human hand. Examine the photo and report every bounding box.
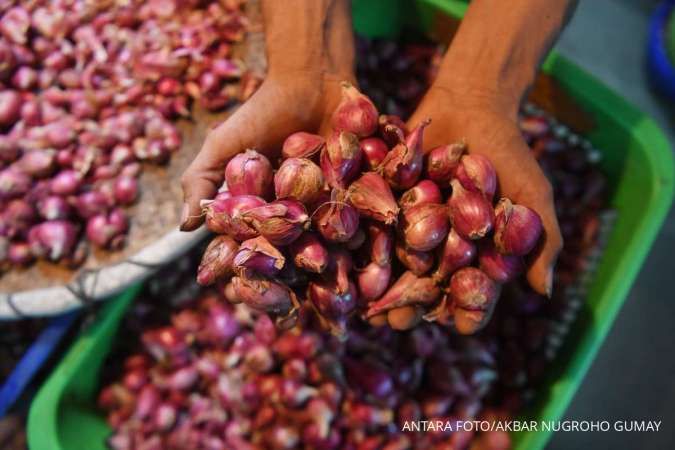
[180,0,355,231]
[407,85,562,297]
[180,71,354,231]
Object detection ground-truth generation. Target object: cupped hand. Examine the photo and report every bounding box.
[180,71,354,231]
[408,85,563,297]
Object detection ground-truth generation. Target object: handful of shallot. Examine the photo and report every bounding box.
[198,83,543,336]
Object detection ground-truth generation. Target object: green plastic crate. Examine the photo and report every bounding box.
[28,1,674,449]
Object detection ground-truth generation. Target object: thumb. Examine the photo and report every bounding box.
[180,119,247,231]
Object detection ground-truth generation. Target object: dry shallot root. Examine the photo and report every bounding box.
[197,82,544,337]
[0,1,261,272]
[100,283,510,450]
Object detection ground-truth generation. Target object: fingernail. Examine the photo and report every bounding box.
[179,203,189,230]
[545,268,554,298]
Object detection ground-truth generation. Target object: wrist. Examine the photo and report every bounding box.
[432,56,531,119]
[263,0,354,79]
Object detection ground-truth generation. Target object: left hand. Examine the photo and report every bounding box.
[407,84,563,297]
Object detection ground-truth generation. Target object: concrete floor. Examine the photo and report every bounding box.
[550,1,675,449]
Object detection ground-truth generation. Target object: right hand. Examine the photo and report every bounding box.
[180,70,355,231]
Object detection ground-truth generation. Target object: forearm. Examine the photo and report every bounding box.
[262,0,354,76]
[435,0,577,116]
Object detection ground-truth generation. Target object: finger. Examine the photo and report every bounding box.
[180,115,249,231]
[525,191,563,297]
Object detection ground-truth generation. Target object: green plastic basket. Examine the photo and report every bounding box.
[28,1,673,449]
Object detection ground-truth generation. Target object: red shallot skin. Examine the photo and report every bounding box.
[289,232,329,274]
[324,248,353,296]
[308,278,358,337]
[478,241,524,283]
[203,194,265,239]
[357,261,391,302]
[86,209,128,250]
[50,170,82,196]
[0,168,31,200]
[17,149,57,178]
[346,172,399,225]
[313,190,359,243]
[0,90,21,126]
[75,190,111,219]
[359,137,389,171]
[233,236,285,277]
[225,149,274,199]
[365,271,441,318]
[331,82,378,138]
[448,267,500,335]
[241,199,309,246]
[367,221,393,266]
[197,235,238,286]
[274,158,324,205]
[425,142,465,183]
[399,180,442,210]
[282,132,325,159]
[309,278,358,320]
[321,131,362,189]
[455,153,498,200]
[378,114,408,147]
[447,180,494,240]
[38,195,71,220]
[378,118,430,190]
[493,198,543,256]
[400,203,449,252]
[27,220,78,261]
[232,274,293,315]
[1,198,36,238]
[113,176,139,205]
[395,240,434,276]
[432,228,476,283]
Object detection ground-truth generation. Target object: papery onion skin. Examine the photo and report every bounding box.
[367,222,393,266]
[448,267,500,335]
[432,228,476,283]
[242,199,309,246]
[203,194,265,239]
[359,137,389,171]
[357,262,391,302]
[346,172,399,225]
[378,114,408,147]
[232,274,293,314]
[321,131,362,189]
[447,180,494,240]
[395,241,434,276]
[197,235,238,286]
[401,203,449,252]
[233,236,286,277]
[365,271,440,318]
[378,119,430,190]
[426,142,464,183]
[313,191,359,243]
[225,149,274,199]
[478,241,524,283]
[274,158,324,205]
[399,180,442,210]
[493,198,543,256]
[331,82,378,138]
[455,154,497,200]
[282,132,325,159]
[27,220,78,261]
[289,233,329,274]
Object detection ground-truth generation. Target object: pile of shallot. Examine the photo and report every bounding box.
[0,0,258,271]
[100,287,510,450]
[198,82,543,336]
